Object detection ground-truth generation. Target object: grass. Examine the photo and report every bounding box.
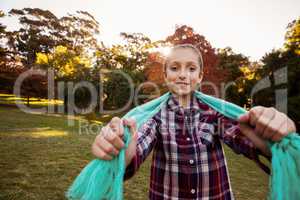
[0,106,269,200]
[0,93,63,107]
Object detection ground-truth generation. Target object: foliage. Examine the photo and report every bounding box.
[285,18,300,55]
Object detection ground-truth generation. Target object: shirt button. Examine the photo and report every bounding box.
[189,159,194,164]
[186,137,191,141]
[191,189,196,194]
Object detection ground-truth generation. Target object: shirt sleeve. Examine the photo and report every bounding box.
[124,117,158,180]
[215,111,271,174]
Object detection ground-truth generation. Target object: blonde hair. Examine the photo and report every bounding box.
[163,44,204,73]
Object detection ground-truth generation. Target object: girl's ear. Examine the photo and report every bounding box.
[163,67,167,79]
[163,71,168,84]
[198,71,203,82]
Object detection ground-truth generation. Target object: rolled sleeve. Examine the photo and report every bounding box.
[124,118,158,180]
[216,112,271,174]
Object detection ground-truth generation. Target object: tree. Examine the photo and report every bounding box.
[0,10,6,42]
[1,8,101,109]
[166,25,218,70]
[95,33,155,109]
[284,18,300,55]
[145,25,221,95]
[217,47,250,81]
[60,11,100,54]
[255,48,300,130]
[36,45,92,80]
[36,45,93,109]
[0,10,8,69]
[216,47,258,106]
[248,18,300,130]
[0,10,13,69]
[7,8,65,67]
[7,8,100,68]
[0,10,21,94]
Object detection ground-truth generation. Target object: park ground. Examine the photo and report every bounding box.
[0,94,269,200]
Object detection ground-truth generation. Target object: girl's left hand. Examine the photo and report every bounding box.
[238,106,296,142]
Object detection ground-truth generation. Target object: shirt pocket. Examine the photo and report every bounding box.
[195,122,216,147]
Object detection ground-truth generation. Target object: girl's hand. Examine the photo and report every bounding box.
[238,106,296,142]
[91,117,138,166]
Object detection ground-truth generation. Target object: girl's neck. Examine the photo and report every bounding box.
[172,92,193,108]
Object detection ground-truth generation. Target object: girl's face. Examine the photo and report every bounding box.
[164,48,203,96]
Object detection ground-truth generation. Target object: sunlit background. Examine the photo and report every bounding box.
[0,1,300,200]
[1,0,300,60]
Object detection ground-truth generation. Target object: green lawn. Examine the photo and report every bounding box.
[0,93,63,107]
[0,106,269,200]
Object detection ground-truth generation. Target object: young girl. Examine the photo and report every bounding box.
[91,44,296,199]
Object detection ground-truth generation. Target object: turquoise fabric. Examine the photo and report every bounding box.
[66,91,300,200]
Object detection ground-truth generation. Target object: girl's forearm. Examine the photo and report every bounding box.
[239,123,271,157]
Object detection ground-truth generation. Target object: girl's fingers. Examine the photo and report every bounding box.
[97,128,120,156]
[248,106,264,127]
[255,108,276,138]
[109,117,124,137]
[271,116,295,142]
[92,117,140,161]
[99,137,119,156]
[105,130,125,150]
[123,118,137,139]
[107,119,125,149]
[92,142,113,160]
[263,111,284,140]
[239,123,267,151]
[238,113,249,123]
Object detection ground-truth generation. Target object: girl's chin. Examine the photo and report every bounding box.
[166,84,197,95]
[171,88,193,96]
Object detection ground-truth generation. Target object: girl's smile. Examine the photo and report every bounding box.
[164,47,203,96]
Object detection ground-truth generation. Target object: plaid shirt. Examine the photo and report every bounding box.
[124,91,269,200]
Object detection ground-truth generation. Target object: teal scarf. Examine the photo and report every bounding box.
[66,91,300,200]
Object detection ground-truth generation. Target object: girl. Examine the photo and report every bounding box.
[91,44,296,199]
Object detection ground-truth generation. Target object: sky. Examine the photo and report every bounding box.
[1,0,299,61]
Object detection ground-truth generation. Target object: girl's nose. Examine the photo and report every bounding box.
[179,70,187,80]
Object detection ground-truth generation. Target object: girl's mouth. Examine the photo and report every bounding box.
[175,82,189,85]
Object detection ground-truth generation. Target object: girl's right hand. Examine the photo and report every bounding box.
[91,117,138,166]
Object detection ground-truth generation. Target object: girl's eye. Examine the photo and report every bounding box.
[170,66,178,71]
[189,67,196,71]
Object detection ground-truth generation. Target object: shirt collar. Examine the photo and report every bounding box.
[167,91,202,114]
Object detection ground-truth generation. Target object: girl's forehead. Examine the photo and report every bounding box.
[167,48,199,63]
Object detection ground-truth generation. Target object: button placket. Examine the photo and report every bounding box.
[183,111,192,138]
[182,111,187,136]
[190,189,196,194]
